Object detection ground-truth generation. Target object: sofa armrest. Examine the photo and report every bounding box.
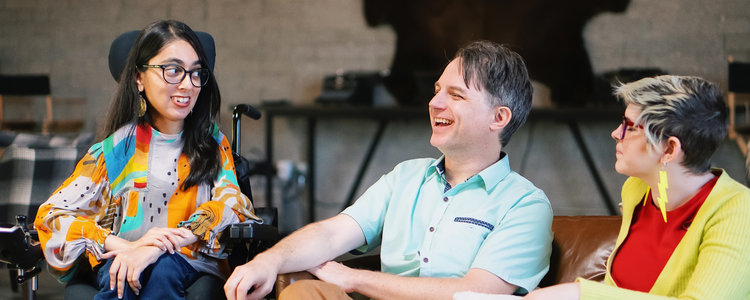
[276,271,316,298]
[275,253,380,298]
[539,215,621,287]
[274,216,622,296]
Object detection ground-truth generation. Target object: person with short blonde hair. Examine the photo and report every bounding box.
[525,75,750,300]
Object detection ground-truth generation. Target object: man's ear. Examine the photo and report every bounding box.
[661,136,683,164]
[490,106,512,132]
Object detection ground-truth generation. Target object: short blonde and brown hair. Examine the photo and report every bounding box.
[616,75,727,174]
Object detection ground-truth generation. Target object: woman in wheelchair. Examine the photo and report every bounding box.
[525,76,750,299]
[34,20,259,300]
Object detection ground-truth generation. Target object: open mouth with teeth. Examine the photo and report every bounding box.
[434,118,454,126]
[173,96,189,104]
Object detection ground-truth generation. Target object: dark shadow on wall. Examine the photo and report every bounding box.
[364,0,630,107]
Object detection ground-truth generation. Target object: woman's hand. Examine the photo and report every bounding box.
[132,227,192,254]
[101,246,165,298]
[524,283,581,300]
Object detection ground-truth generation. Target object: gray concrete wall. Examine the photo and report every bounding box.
[1,0,748,230]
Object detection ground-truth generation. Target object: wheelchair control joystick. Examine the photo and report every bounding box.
[15,215,32,250]
[16,215,27,229]
[0,215,42,299]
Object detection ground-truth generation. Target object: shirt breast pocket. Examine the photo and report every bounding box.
[445,217,493,249]
[428,216,494,276]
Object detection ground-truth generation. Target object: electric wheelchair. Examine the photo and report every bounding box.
[0,30,277,300]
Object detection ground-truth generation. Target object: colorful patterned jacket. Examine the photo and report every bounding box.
[35,122,259,280]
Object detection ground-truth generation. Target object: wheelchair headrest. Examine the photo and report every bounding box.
[108,30,216,83]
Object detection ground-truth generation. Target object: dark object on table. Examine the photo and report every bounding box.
[316,72,382,106]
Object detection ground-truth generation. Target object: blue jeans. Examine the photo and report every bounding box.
[94,253,201,300]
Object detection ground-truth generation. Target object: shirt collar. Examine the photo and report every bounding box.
[425,156,445,179]
[425,152,511,191]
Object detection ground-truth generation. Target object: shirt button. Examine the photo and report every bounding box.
[423,258,429,263]
[429,227,435,232]
[443,197,449,202]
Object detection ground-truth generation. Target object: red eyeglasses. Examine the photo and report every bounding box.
[619,116,643,140]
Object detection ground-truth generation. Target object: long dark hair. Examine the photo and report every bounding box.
[101,20,221,190]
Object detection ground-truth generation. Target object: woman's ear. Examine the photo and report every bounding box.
[136,73,144,92]
[661,136,683,164]
[490,106,512,132]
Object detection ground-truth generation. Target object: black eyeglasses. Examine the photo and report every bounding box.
[141,64,210,87]
[618,116,644,140]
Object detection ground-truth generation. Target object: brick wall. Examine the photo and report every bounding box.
[585,0,750,86]
[0,0,395,135]
[3,0,748,132]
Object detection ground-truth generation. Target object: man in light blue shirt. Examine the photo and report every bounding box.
[225,41,553,300]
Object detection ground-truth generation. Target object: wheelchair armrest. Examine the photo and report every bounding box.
[254,207,278,227]
[227,207,278,242]
[0,225,43,270]
[227,222,278,241]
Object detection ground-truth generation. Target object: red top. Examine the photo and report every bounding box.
[611,175,719,292]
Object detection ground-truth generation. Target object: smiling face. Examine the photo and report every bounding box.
[429,59,501,156]
[136,39,201,134]
[612,104,663,178]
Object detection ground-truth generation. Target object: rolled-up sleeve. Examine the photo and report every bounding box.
[180,136,260,256]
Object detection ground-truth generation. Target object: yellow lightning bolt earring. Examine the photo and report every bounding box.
[656,162,669,222]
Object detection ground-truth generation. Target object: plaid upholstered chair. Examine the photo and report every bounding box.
[0,132,93,222]
[0,131,94,299]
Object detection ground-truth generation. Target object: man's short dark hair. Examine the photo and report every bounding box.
[454,40,533,147]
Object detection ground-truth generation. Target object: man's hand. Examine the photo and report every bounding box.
[223,214,366,300]
[308,261,360,293]
[523,282,580,300]
[131,227,192,254]
[101,246,164,299]
[224,255,280,300]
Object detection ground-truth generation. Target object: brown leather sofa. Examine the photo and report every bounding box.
[275,215,622,298]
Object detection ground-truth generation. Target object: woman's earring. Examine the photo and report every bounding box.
[657,162,669,223]
[139,92,147,117]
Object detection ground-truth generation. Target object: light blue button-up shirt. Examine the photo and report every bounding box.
[342,154,553,293]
